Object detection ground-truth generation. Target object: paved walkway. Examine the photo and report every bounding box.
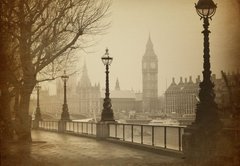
[1,130,185,166]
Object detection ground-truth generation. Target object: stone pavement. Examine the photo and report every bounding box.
[1,130,185,166]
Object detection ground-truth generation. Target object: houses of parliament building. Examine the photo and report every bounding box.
[30,35,240,120]
[30,35,162,119]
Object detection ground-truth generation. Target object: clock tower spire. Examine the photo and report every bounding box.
[142,35,158,113]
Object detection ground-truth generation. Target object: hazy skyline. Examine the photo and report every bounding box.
[56,0,240,95]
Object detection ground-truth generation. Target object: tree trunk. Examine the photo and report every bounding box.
[14,88,20,115]
[0,83,14,141]
[15,0,36,142]
[15,82,35,142]
[0,32,14,141]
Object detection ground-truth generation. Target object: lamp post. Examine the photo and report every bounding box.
[101,48,115,121]
[183,0,221,163]
[60,70,71,121]
[35,83,42,121]
[194,0,221,128]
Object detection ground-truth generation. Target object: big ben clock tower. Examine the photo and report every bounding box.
[142,35,158,113]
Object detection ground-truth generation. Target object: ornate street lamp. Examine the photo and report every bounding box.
[35,83,42,121]
[101,48,115,121]
[183,0,221,163]
[195,0,216,19]
[60,70,71,121]
[194,0,220,126]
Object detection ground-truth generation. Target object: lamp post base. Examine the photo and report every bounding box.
[58,120,67,132]
[183,88,222,164]
[32,120,40,129]
[96,120,117,139]
[100,109,115,122]
[35,107,42,121]
[183,123,222,165]
[60,104,71,121]
[33,107,42,129]
[183,102,222,165]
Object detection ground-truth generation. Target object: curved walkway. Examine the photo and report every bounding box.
[1,130,184,166]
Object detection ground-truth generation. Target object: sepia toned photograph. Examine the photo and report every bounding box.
[0,0,240,165]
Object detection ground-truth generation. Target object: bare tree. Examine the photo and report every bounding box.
[0,30,14,141]
[1,0,111,141]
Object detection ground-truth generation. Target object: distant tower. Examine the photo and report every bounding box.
[115,78,120,90]
[79,62,91,87]
[142,34,158,113]
[77,61,101,117]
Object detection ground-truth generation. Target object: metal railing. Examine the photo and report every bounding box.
[35,120,185,152]
[108,123,185,151]
[39,121,58,131]
[66,121,97,136]
[38,121,97,136]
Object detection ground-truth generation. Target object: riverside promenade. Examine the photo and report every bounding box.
[1,130,185,166]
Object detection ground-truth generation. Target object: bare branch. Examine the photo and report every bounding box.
[2,0,111,92]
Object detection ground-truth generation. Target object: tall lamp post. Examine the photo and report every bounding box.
[194,0,221,128]
[183,0,221,163]
[60,70,71,121]
[101,48,115,121]
[35,83,42,121]
[183,0,221,165]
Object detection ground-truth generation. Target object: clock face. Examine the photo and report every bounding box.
[150,62,156,69]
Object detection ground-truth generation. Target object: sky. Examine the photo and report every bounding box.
[51,0,240,96]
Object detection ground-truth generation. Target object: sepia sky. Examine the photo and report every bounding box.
[71,0,240,95]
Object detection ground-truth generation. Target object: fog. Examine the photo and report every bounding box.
[59,0,240,95]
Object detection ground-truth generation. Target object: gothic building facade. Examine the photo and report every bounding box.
[165,76,200,116]
[165,72,240,118]
[142,35,158,113]
[77,62,101,118]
